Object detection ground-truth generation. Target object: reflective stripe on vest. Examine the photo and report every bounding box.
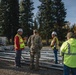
[64,43,76,55]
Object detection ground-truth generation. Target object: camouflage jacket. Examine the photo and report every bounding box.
[27,34,42,51]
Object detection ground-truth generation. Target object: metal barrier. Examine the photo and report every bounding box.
[0,46,63,71]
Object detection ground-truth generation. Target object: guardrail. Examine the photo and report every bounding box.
[0,46,63,71]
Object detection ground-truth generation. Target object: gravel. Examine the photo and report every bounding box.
[0,59,63,75]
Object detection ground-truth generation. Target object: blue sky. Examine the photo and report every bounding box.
[20,0,76,25]
[62,0,76,25]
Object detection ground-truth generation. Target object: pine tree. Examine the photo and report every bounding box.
[8,0,19,41]
[53,0,67,40]
[38,0,67,41]
[19,0,34,36]
[0,0,19,43]
[38,0,54,44]
[0,0,9,37]
[0,2,4,35]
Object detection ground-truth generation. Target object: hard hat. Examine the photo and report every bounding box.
[52,31,57,35]
[17,28,23,32]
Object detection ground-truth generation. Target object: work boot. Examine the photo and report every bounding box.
[35,65,39,71]
[30,65,34,70]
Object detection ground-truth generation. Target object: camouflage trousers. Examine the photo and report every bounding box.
[30,49,40,69]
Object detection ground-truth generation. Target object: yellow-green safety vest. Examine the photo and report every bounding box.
[51,36,59,50]
[15,34,25,49]
[60,38,76,68]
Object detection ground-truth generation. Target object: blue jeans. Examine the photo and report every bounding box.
[64,65,76,75]
[15,50,22,67]
[53,49,58,64]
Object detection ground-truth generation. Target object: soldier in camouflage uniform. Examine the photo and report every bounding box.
[27,30,42,70]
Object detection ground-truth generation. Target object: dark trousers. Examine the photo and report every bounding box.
[63,65,76,75]
[15,50,22,66]
[53,49,58,64]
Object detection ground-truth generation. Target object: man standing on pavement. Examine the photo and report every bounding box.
[14,28,25,68]
[60,32,76,75]
[27,29,42,70]
[50,31,59,64]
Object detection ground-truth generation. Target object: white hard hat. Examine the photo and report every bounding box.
[17,28,23,32]
[52,31,57,35]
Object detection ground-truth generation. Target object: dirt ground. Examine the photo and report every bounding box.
[0,59,63,75]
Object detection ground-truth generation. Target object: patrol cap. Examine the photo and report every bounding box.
[33,29,38,33]
[17,28,23,32]
[52,31,57,35]
[67,32,74,38]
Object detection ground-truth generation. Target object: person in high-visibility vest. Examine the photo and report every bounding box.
[60,32,76,75]
[14,28,25,68]
[51,31,59,64]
